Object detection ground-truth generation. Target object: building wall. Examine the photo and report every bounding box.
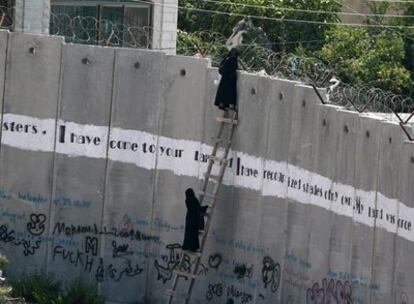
[152,0,178,54]
[13,0,179,53]
[0,31,413,304]
[14,0,51,33]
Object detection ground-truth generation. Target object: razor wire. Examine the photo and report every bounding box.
[178,30,414,115]
[49,13,153,48]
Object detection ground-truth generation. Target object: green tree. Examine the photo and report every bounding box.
[319,27,410,94]
[178,0,341,53]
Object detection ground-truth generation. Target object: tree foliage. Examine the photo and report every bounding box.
[319,27,411,93]
[178,0,341,52]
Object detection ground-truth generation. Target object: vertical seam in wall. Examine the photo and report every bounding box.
[97,48,117,295]
[42,0,45,33]
[0,32,10,157]
[21,0,25,32]
[253,79,273,302]
[144,52,166,301]
[325,107,339,284]
[303,94,317,290]
[279,84,300,300]
[44,37,64,276]
[391,132,399,302]
[197,66,208,184]
[349,114,358,292]
[159,0,165,50]
[390,136,402,303]
[368,121,382,303]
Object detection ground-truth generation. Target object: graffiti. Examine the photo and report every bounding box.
[306,278,352,304]
[198,261,208,276]
[154,243,182,284]
[52,222,160,243]
[206,283,223,301]
[154,243,212,284]
[208,253,222,270]
[95,257,143,282]
[227,285,253,304]
[234,263,253,280]
[52,245,95,272]
[26,213,46,236]
[53,222,98,236]
[262,256,281,293]
[85,236,98,256]
[0,225,41,256]
[112,240,133,258]
[118,217,134,233]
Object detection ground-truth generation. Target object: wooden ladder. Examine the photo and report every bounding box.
[166,110,238,304]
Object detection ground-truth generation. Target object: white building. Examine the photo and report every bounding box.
[13,0,178,54]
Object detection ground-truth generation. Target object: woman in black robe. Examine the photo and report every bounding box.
[182,188,207,252]
[214,48,239,111]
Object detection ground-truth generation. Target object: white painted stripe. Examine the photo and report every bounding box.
[1,113,413,242]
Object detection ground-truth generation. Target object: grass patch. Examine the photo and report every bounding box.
[10,274,104,304]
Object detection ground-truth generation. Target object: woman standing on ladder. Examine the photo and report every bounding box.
[215,48,239,111]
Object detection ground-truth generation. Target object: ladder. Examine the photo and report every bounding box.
[166,110,238,304]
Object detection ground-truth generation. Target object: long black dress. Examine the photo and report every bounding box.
[214,48,239,110]
[182,189,207,251]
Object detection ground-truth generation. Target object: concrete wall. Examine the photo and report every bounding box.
[0,31,413,304]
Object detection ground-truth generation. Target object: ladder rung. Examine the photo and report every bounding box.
[208,155,229,165]
[212,137,231,145]
[182,250,202,257]
[205,175,219,184]
[175,270,198,279]
[197,191,217,200]
[216,116,238,125]
[208,155,221,162]
[166,289,189,299]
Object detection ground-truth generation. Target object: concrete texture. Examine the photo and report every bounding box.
[0,31,412,304]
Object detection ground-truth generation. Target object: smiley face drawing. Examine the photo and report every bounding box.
[27,213,46,236]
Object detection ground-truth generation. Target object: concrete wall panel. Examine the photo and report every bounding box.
[369,122,402,303]
[350,116,382,303]
[101,48,166,303]
[327,109,359,281]
[281,85,317,303]
[0,33,62,273]
[393,140,414,303]
[148,55,209,303]
[47,44,114,284]
[306,105,340,295]
[258,80,295,304]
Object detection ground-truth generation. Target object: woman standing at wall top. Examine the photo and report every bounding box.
[214,48,239,111]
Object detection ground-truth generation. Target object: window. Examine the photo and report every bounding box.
[50,1,152,48]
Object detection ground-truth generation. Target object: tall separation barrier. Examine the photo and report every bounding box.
[0,30,412,304]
